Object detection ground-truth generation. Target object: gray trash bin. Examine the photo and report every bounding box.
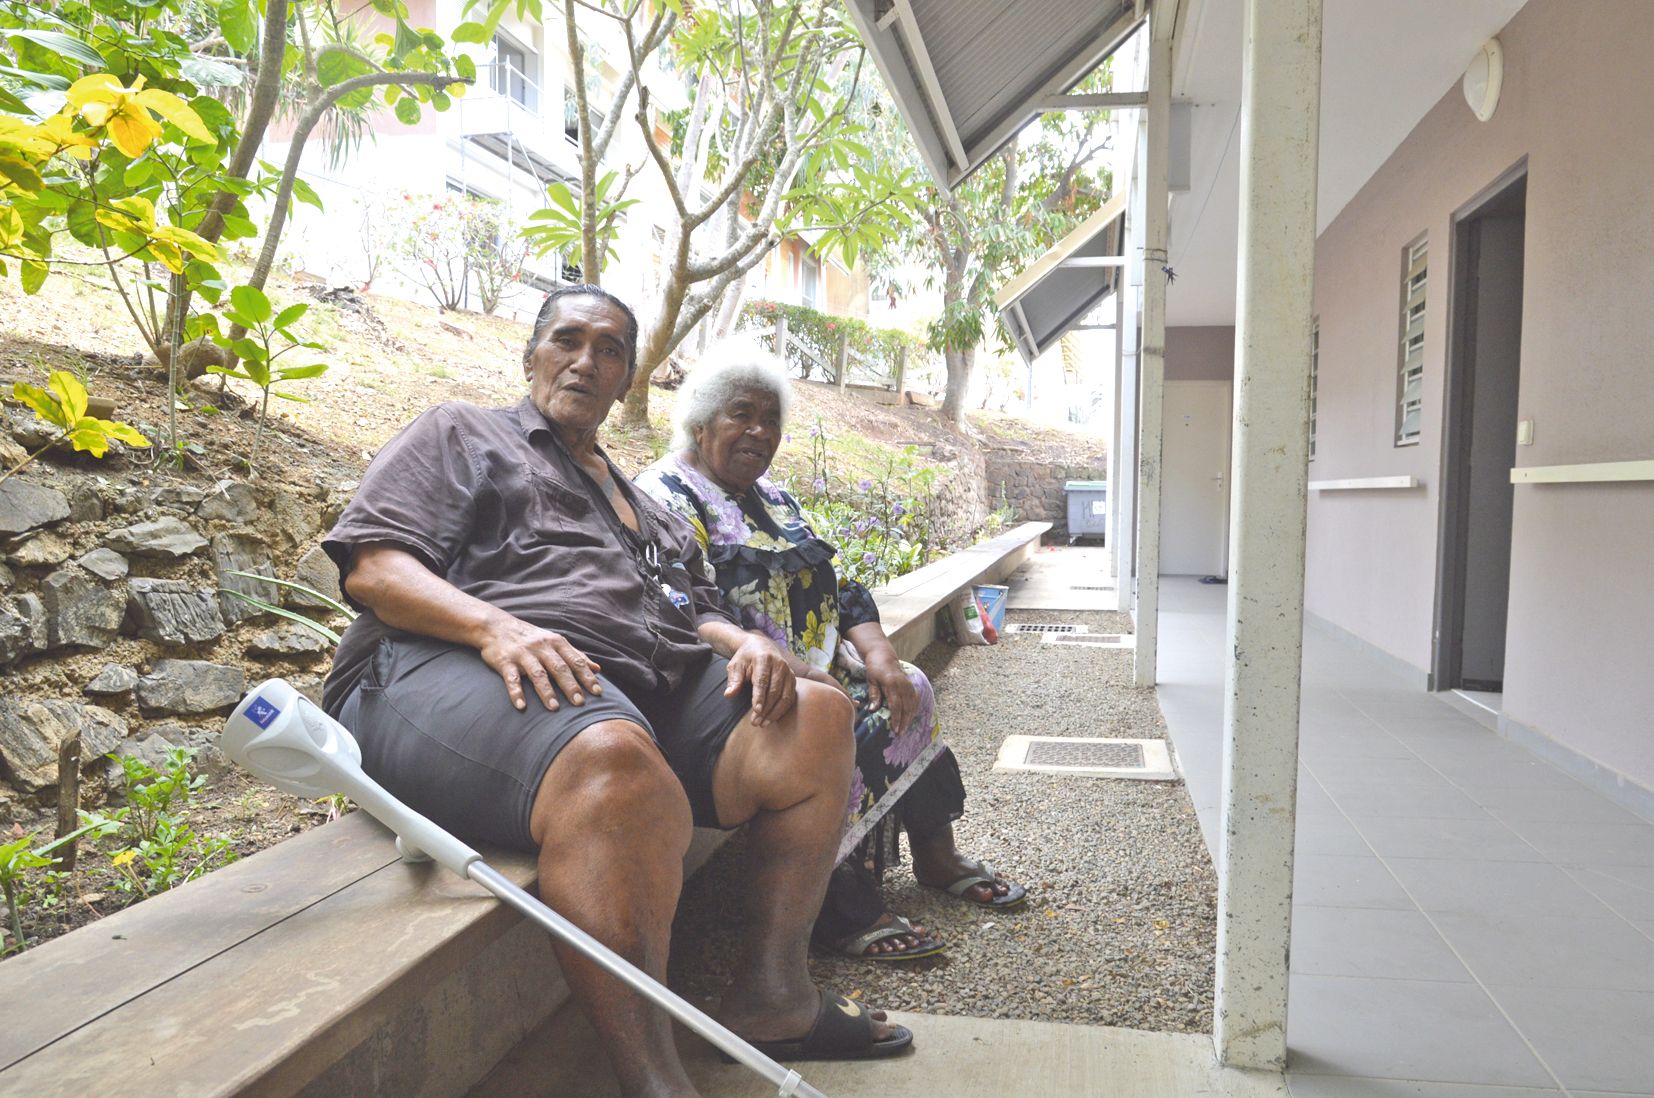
[1064,480,1109,544]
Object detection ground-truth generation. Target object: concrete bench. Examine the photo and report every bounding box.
[0,521,1050,1097]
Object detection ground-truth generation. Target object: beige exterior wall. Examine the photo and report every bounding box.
[1307,0,1654,790]
[1165,326,1234,382]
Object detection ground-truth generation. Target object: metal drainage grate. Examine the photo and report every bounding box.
[995,736,1177,781]
[1025,739,1143,768]
[1004,623,1083,635]
[1042,632,1133,649]
[1068,585,1113,591]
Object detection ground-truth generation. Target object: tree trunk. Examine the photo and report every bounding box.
[941,346,974,425]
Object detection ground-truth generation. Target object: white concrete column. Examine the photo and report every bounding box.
[1107,288,1125,585]
[1132,27,1172,686]
[1214,0,1322,1071]
[1113,277,1139,611]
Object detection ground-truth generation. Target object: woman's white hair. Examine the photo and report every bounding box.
[672,336,793,451]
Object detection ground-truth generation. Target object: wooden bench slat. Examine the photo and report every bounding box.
[3,825,540,1097]
[0,813,401,1070]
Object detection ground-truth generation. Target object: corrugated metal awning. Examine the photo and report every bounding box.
[843,0,1146,191]
[994,192,1127,366]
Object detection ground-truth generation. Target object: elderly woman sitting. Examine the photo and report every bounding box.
[637,342,1025,962]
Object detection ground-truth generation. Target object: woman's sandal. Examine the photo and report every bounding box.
[720,989,914,1063]
[821,913,946,962]
[924,860,1028,910]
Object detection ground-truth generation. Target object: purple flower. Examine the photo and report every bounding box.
[892,502,906,518]
[858,478,872,492]
[812,477,826,493]
[808,424,821,438]
[854,519,870,535]
[861,551,876,565]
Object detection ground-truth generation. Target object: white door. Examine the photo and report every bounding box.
[1160,380,1232,576]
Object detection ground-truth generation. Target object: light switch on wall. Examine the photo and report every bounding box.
[1516,418,1535,445]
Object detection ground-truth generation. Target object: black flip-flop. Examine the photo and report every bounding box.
[722,989,914,1063]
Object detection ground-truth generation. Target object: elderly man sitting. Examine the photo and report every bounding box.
[320,285,912,1096]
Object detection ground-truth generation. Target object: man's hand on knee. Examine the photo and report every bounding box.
[478,610,604,712]
[724,635,797,726]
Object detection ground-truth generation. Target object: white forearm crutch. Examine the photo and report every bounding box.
[223,678,827,1098]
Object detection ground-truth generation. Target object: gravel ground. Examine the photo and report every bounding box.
[667,607,1218,1035]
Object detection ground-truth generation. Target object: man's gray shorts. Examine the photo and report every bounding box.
[337,633,751,851]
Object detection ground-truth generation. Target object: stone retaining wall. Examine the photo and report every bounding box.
[0,423,355,816]
[983,446,1108,541]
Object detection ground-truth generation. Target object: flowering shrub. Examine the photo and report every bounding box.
[787,419,942,589]
[382,192,528,314]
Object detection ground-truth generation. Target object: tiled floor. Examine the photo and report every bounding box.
[1154,577,1654,1098]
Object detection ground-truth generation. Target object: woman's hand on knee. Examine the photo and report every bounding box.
[862,652,919,729]
[725,635,797,726]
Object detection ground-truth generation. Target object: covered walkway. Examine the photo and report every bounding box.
[1159,577,1654,1096]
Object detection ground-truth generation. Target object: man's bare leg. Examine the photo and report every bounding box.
[530,719,697,1098]
[710,681,900,1041]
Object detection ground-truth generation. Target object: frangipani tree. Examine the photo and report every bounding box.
[462,0,925,425]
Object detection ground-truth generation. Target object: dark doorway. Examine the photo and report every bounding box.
[1434,168,1527,695]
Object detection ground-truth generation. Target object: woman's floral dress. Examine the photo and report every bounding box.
[636,454,954,864]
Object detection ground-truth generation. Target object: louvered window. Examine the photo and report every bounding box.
[1395,237,1427,445]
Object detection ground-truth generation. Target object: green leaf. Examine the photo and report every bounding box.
[454,53,476,82]
[0,64,68,91]
[178,56,242,88]
[270,390,310,403]
[229,285,272,324]
[0,156,42,192]
[123,157,157,188]
[0,86,28,114]
[218,0,257,54]
[450,22,490,44]
[276,363,327,380]
[289,177,323,211]
[20,259,47,295]
[316,46,375,89]
[272,303,309,330]
[6,30,106,68]
[391,17,422,64]
[393,97,421,126]
[225,571,357,621]
[218,589,343,644]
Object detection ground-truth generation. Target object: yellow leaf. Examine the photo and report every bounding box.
[111,849,137,867]
[151,224,223,262]
[146,238,185,273]
[48,371,88,423]
[96,419,150,448]
[0,204,22,249]
[107,194,158,229]
[65,73,124,110]
[135,88,215,145]
[106,108,163,159]
[1044,909,1058,918]
[0,117,56,159]
[66,425,110,457]
[37,115,95,159]
[12,382,66,429]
